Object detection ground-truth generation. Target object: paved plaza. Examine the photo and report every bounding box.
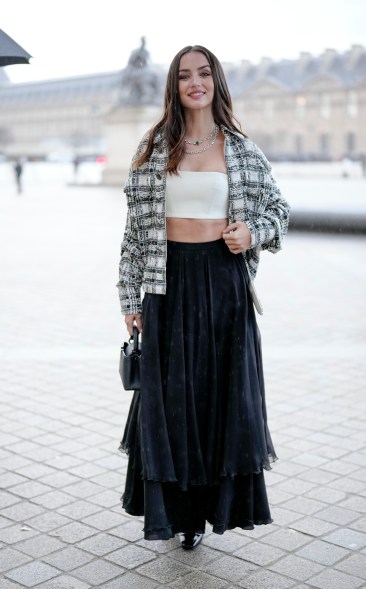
[1,171,366,588]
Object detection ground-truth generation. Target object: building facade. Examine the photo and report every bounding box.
[0,44,365,162]
[0,69,122,160]
[230,45,366,160]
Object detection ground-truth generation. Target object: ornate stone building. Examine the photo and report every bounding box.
[228,45,366,161]
[0,43,365,167]
[0,68,123,160]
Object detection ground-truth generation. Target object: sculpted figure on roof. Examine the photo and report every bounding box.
[120,37,160,105]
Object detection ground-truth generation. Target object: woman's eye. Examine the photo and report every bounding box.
[200,71,210,77]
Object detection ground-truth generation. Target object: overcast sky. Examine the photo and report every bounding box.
[2,0,366,84]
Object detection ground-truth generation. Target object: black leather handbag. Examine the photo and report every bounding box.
[119,326,141,390]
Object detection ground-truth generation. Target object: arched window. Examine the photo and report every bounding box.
[345,132,356,154]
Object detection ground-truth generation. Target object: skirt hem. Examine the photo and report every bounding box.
[119,442,277,486]
[135,516,274,541]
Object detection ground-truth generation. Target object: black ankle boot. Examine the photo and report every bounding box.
[179,532,203,550]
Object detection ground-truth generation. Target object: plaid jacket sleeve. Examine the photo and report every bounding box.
[116,206,144,315]
[244,144,290,252]
[116,137,149,315]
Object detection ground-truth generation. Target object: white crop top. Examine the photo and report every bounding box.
[165,171,229,219]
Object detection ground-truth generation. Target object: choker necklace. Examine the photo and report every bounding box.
[184,125,217,146]
[185,125,219,155]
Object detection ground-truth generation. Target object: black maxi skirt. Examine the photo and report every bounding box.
[119,239,277,540]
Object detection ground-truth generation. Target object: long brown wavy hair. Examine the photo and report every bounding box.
[133,45,247,173]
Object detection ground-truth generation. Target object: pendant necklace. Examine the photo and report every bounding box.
[184,125,219,155]
[184,125,217,146]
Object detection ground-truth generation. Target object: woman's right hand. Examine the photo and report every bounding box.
[125,313,143,336]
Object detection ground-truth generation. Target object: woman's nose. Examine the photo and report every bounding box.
[191,74,201,86]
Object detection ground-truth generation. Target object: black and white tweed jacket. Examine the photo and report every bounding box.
[117,125,290,315]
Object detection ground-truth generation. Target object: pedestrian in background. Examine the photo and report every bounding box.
[13,159,23,194]
[73,155,80,181]
[360,153,366,177]
[117,45,290,550]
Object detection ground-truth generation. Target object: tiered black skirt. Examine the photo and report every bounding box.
[120,239,277,540]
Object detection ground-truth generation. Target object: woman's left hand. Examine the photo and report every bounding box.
[222,221,252,254]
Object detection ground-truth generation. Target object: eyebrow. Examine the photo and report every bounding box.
[178,64,211,72]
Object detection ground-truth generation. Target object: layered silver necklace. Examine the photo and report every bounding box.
[184,124,219,154]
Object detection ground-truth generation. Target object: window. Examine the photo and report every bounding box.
[346,91,358,118]
[319,133,331,156]
[263,98,274,120]
[345,132,356,154]
[295,95,306,119]
[261,134,273,153]
[320,93,331,119]
[294,134,304,156]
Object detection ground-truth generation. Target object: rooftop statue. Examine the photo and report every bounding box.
[127,36,149,69]
[119,37,161,105]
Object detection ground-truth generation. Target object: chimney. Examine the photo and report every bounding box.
[238,59,252,78]
[347,44,364,69]
[297,51,312,74]
[320,48,337,70]
[258,57,272,76]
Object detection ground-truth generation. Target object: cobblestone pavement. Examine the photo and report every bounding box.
[1,179,366,589]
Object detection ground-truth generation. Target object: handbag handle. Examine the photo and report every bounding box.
[131,326,140,351]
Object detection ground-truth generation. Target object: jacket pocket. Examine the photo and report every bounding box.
[245,187,270,215]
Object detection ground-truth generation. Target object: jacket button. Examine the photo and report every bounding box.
[156,173,162,180]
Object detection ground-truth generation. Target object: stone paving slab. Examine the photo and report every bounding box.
[1,181,366,588]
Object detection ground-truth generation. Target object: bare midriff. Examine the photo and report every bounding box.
[166,217,228,242]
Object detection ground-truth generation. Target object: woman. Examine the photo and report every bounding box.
[117,45,290,549]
